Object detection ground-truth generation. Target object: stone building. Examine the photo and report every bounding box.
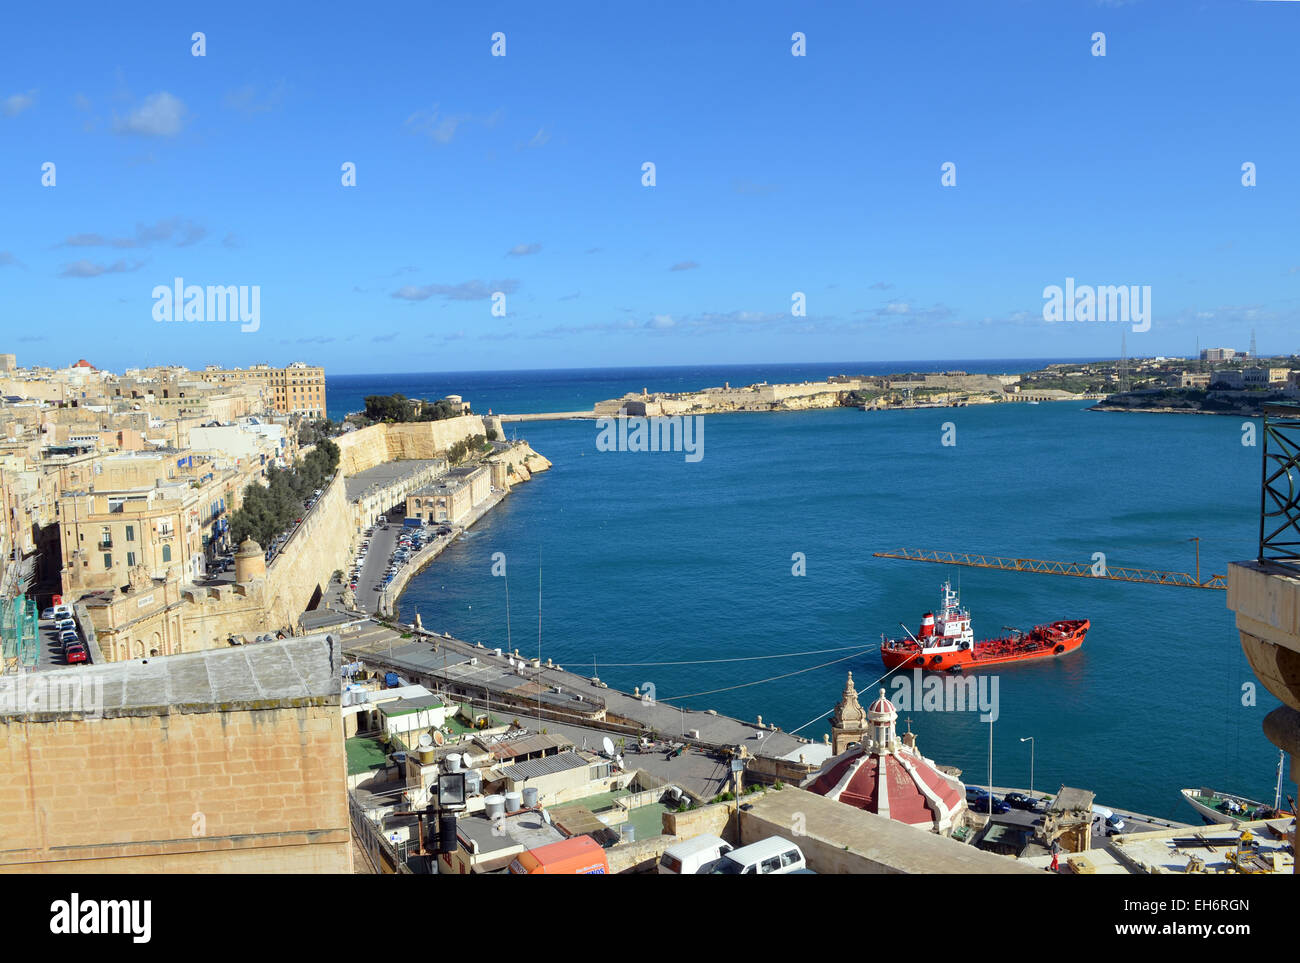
[193,361,326,417]
[406,465,491,526]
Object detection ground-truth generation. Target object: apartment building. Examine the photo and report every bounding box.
[194,361,326,417]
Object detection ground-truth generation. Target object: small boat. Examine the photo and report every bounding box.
[879,581,1087,671]
[1181,751,1293,826]
[1180,788,1286,826]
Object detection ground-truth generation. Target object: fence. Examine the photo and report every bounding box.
[347,788,416,874]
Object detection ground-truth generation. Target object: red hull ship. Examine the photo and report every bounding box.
[880,581,1088,671]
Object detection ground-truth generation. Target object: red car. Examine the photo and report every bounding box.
[64,644,88,665]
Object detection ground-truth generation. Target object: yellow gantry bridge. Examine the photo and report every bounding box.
[872,547,1228,590]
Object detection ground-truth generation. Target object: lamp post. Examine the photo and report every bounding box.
[1020,736,1035,796]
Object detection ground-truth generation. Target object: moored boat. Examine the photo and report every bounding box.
[880,581,1087,671]
[1180,788,1286,826]
[1180,751,1293,826]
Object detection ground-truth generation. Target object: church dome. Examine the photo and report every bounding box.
[808,688,965,833]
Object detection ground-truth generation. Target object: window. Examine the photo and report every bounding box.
[126,525,135,542]
[162,545,171,563]
[780,850,800,868]
[103,553,112,569]
[127,552,136,567]
[760,856,782,874]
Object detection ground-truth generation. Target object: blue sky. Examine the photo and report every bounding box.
[2,0,1298,374]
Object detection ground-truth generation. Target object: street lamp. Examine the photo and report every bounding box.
[1020,736,1035,796]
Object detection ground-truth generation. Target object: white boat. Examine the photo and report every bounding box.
[1180,751,1291,826]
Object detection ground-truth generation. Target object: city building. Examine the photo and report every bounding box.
[194,362,327,417]
[1201,347,1237,362]
[406,465,491,526]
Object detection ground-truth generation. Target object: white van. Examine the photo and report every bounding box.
[658,834,733,875]
[1091,804,1126,833]
[711,836,806,875]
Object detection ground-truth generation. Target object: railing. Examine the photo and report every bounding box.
[1259,404,1300,572]
[346,789,415,874]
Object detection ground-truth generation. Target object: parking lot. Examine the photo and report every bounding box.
[348,516,453,615]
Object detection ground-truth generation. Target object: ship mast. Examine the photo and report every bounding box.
[1275,748,1285,811]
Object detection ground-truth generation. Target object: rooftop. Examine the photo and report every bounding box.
[498,749,593,782]
[2,633,343,721]
[346,735,391,777]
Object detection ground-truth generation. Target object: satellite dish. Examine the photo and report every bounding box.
[432,730,445,746]
[418,732,433,749]
[602,736,615,757]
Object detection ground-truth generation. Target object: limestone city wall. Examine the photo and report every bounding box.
[336,415,500,477]
[0,703,350,873]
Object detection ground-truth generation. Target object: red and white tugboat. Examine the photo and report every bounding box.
[880,581,1088,672]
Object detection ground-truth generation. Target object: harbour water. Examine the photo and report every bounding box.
[329,364,1284,821]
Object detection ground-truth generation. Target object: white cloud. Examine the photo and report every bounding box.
[2,90,37,118]
[392,279,520,301]
[113,92,187,137]
[58,259,144,278]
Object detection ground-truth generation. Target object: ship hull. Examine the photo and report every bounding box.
[881,619,1089,671]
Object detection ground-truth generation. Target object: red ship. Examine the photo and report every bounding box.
[880,581,1088,671]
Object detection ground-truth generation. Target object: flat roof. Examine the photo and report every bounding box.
[382,694,445,716]
[1,633,343,721]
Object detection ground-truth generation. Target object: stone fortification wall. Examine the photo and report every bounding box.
[336,415,499,476]
[264,470,353,631]
[0,702,348,873]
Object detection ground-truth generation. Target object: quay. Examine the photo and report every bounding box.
[499,410,595,422]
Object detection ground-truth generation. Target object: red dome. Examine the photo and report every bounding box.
[74,359,95,368]
[807,745,965,831]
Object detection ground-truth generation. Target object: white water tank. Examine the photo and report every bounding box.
[521,786,539,809]
[484,795,505,820]
[504,790,523,812]
[445,753,462,773]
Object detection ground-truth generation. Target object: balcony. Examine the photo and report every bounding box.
[97,539,113,550]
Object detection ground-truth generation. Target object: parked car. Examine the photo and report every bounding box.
[64,644,88,665]
[711,837,807,875]
[59,629,80,644]
[965,787,1011,814]
[41,607,55,620]
[1004,792,1040,811]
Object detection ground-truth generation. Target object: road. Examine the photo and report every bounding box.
[34,612,92,670]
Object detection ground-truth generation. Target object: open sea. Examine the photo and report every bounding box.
[327,362,1285,821]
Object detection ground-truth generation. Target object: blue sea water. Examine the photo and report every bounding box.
[328,364,1287,821]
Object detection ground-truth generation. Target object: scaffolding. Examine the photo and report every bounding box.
[1,594,39,670]
[1260,403,1300,573]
